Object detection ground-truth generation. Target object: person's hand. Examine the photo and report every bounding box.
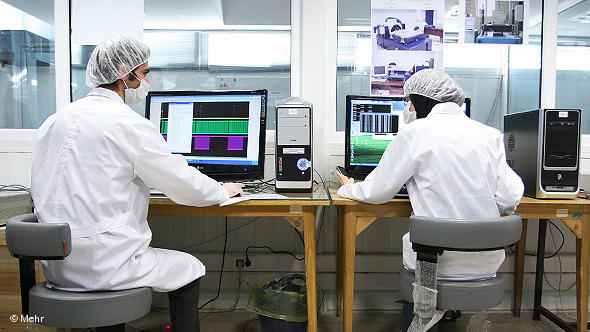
[222,183,245,197]
[336,170,355,185]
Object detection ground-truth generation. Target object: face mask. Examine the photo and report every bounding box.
[123,73,150,104]
[403,101,416,124]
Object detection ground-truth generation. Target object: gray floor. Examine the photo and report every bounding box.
[126,310,568,331]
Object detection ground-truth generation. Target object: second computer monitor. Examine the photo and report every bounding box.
[344,95,470,179]
[145,90,267,181]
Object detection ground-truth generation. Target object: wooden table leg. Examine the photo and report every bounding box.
[575,217,589,332]
[336,205,344,316]
[513,218,527,317]
[343,206,357,332]
[303,206,318,332]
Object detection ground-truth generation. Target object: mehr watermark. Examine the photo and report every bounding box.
[9,314,44,323]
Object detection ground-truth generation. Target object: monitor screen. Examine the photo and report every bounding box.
[373,66,386,75]
[145,90,267,180]
[344,95,470,179]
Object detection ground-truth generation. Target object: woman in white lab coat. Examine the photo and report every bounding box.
[337,69,524,280]
[31,36,243,332]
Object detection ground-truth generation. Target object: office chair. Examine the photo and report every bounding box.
[6,213,151,331]
[399,214,522,331]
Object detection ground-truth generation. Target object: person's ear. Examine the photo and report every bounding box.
[121,73,139,88]
[127,71,138,81]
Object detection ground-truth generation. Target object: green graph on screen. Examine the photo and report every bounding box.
[161,119,248,135]
[350,134,392,164]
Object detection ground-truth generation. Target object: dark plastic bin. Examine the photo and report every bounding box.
[259,314,307,332]
[247,274,309,332]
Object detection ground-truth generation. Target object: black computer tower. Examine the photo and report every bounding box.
[504,109,581,199]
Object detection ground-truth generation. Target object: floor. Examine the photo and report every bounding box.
[123,310,567,332]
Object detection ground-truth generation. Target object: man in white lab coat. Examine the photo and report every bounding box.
[31,36,243,331]
[337,69,524,281]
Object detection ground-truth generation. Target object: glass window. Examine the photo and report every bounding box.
[0,1,55,129]
[555,0,590,133]
[336,0,542,131]
[71,0,291,129]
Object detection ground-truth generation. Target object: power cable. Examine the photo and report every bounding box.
[546,222,577,320]
[245,245,305,266]
[295,228,305,247]
[180,218,259,252]
[313,169,329,248]
[508,220,565,258]
[199,217,228,310]
[200,266,243,314]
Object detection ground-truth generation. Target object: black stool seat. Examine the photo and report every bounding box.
[29,282,151,328]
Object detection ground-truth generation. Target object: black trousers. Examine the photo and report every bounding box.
[168,278,201,332]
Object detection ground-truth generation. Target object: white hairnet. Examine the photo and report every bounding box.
[403,69,465,106]
[85,36,150,88]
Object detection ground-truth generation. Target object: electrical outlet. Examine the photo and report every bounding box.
[236,259,245,268]
[216,76,237,89]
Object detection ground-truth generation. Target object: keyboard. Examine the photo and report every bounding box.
[241,182,275,195]
[395,185,409,198]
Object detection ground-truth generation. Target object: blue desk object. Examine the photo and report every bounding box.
[475,32,522,44]
[377,35,432,51]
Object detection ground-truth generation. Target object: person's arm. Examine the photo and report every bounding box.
[494,134,524,214]
[118,117,230,206]
[337,129,416,204]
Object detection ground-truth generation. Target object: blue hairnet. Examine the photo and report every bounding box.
[403,69,465,106]
[85,36,150,88]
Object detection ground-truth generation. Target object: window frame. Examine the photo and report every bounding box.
[0,0,295,153]
[0,0,70,152]
[3,0,590,166]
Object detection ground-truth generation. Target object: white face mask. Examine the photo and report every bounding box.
[403,101,416,124]
[123,73,150,104]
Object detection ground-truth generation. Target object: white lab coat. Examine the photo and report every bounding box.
[31,87,229,292]
[337,102,524,280]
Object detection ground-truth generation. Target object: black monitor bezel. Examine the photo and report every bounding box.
[344,95,470,179]
[145,89,267,181]
[344,95,406,179]
[464,97,471,117]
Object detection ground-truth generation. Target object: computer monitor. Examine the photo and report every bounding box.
[373,66,386,75]
[145,90,267,181]
[344,95,470,179]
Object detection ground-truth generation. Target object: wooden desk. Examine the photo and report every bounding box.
[331,189,590,332]
[512,197,590,332]
[149,186,331,332]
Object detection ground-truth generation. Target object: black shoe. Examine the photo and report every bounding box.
[442,310,461,322]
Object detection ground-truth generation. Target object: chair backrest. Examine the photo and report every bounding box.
[409,214,522,251]
[6,213,71,260]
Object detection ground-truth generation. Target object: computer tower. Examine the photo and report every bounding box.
[275,97,313,192]
[504,109,581,199]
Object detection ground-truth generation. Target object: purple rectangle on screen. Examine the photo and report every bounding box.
[227,137,244,150]
[194,137,210,150]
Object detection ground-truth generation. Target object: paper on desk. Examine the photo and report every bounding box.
[220,193,289,206]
